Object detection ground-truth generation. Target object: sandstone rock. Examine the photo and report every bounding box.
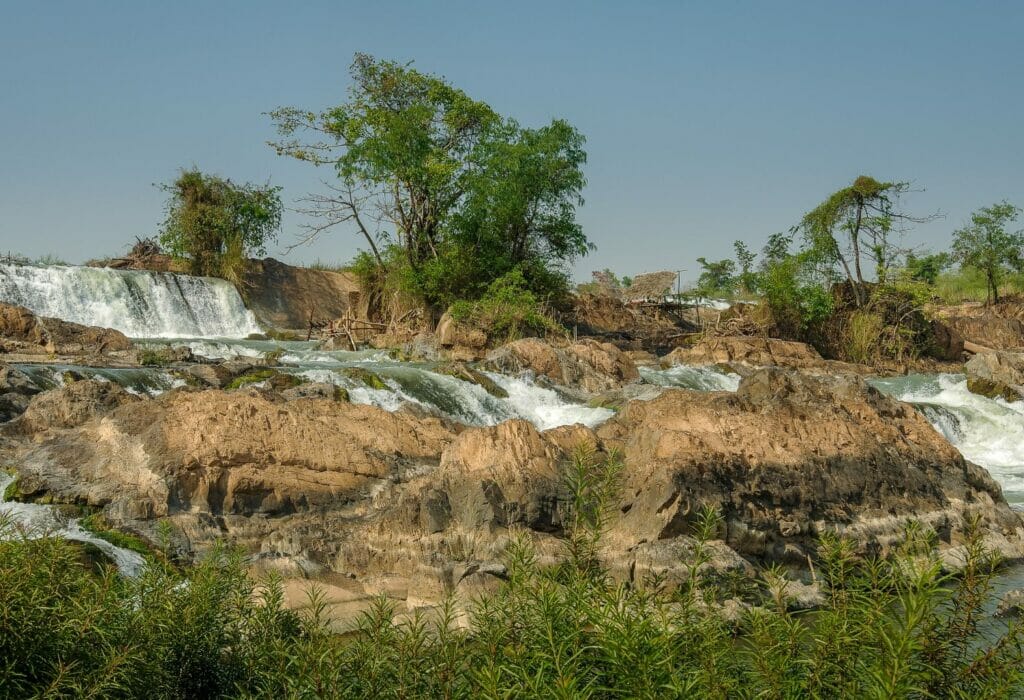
[484,338,640,394]
[965,351,1024,402]
[280,382,349,402]
[0,303,131,356]
[663,336,822,369]
[4,364,1022,618]
[436,362,507,398]
[243,258,364,332]
[596,368,1024,564]
[6,387,453,521]
[997,588,1024,618]
[436,313,488,351]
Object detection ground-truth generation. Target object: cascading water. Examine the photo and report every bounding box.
[0,262,261,338]
[871,373,1024,504]
[0,473,145,577]
[639,364,741,391]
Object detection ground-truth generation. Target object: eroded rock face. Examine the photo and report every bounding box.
[0,303,132,357]
[598,368,1022,563]
[484,338,640,394]
[3,366,1021,613]
[965,351,1024,402]
[935,299,1024,351]
[664,336,821,369]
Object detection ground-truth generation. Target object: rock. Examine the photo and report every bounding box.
[436,362,508,398]
[436,313,488,352]
[663,337,824,370]
[341,367,389,390]
[595,368,1024,564]
[243,258,364,333]
[178,363,235,389]
[928,319,966,361]
[484,338,640,394]
[0,303,132,357]
[935,299,1024,351]
[965,351,1024,402]
[997,589,1024,618]
[4,365,1022,616]
[5,387,453,520]
[10,380,139,433]
[137,345,194,365]
[280,382,349,402]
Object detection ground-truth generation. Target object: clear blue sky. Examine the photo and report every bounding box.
[1,1,1021,284]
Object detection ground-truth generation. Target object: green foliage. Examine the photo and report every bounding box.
[905,251,952,285]
[78,513,157,562]
[3,477,21,502]
[733,240,757,294]
[695,256,737,298]
[934,268,1024,304]
[225,369,281,390]
[448,269,562,343]
[271,54,588,311]
[158,169,282,283]
[951,201,1024,303]
[758,251,835,336]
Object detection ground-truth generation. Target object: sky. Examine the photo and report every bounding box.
[1,1,1022,285]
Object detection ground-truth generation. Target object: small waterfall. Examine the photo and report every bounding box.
[871,373,1024,503]
[0,262,261,338]
[0,472,146,577]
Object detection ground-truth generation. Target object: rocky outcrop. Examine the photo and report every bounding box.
[3,367,1021,614]
[0,303,132,357]
[935,299,1024,351]
[484,338,640,394]
[435,313,489,361]
[243,258,364,331]
[660,336,868,375]
[965,351,1024,402]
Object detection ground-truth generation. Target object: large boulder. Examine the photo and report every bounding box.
[243,258,364,332]
[0,303,131,357]
[934,298,1024,351]
[965,351,1024,402]
[5,386,453,520]
[484,338,640,394]
[596,368,1024,563]
[663,336,823,369]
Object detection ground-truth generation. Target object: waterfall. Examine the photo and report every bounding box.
[872,373,1024,504]
[0,263,261,338]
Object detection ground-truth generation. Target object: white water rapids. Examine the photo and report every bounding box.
[0,262,261,338]
[0,473,146,577]
[871,374,1024,504]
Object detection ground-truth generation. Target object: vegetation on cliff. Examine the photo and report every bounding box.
[158,169,283,285]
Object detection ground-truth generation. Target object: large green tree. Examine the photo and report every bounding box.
[158,169,282,282]
[270,54,589,310]
[951,202,1023,303]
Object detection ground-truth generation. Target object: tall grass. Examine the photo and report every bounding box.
[2,452,1023,698]
[935,268,1024,304]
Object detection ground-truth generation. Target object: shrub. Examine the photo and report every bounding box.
[448,270,563,343]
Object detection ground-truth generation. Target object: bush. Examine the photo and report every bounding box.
[448,270,563,343]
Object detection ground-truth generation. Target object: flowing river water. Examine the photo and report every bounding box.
[2,262,1024,581]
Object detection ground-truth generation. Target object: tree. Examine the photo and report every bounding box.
[158,169,282,282]
[270,54,589,310]
[951,202,1023,303]
[733,241,757,294]
[695,257,736,298]
[904,251,952,285]
[799,176,937,306]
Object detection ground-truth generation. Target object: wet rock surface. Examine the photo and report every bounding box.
[965,351,1024,402]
